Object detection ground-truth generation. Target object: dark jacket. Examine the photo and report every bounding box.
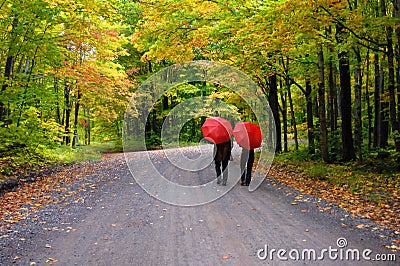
[214,141,232,161]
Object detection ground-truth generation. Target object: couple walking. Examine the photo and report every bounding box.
[214,140,254,186]
[202,117,261,187]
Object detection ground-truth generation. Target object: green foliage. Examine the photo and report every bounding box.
[54,146,101,164]
[146,135,162,149]
[0,106,93,176]
[275,147,399,204]
[305,164,330,181]
[1,0,400,185]
[277,146,314,162]
[0,107,61,174]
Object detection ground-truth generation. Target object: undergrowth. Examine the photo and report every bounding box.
[272,146,400,204]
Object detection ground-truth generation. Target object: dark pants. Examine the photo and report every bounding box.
[215,160,229,185]
[240,149,254,185]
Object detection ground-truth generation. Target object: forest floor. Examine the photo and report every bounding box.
[0,147,399,265]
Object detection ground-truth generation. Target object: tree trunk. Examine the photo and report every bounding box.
[394,0,400,136]
[54,77,61,124]
[381,0,400,151]
[0,16,18,123]
[379,58,390,148]
[72,89,81,147]
[354,49,363,161]
[84,107,91,145]
[338,51,356,162]
[365,50,372,150]
[305,79,315,154]
[373,54,381,148]
[328,50,337,132]
[287,81,298,150]
[268,74,282,153]
[280,90,288,152]
[0,55,14,123]
[336,23,356,162]
[318,48,329,162]
[64,83,72,146]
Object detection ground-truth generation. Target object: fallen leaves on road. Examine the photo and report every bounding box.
[268,164,399,233]
[221,254,231,259]
[45,258,58,263]
[268,163,400,251]
[0,154,125,232]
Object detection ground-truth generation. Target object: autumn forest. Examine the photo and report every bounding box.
[1,0,400,176]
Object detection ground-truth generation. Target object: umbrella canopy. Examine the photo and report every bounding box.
[201,117,233,144]
[233,122,262,150]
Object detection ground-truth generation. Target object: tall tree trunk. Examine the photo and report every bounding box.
[365,50,372,150]
[394,0,400,136]
[268,74,282,153]
[354,48,363,161]
[328,48,340,156]
[287,81,298,150]
[381,0,400,151]
[380,58,390,147]
[0,55,14,123]
[0,16,18,123]
[84,107,90,145]
[328,49,338,132]
[336,23,356,162]
[373,54,381,148]
[64,83,72,146]
[54,77,61,124]
[326,25,338,136]
[72,89,81,147]
[305,79,315,154]
[280,90,288,152]
[318,48,329,162]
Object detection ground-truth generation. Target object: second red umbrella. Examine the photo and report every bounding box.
[201,117,233,144]
[233,122,262,150]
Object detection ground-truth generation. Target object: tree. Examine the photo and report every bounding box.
[318,48,329,162]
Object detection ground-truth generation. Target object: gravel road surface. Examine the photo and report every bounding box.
[0,146,399,265]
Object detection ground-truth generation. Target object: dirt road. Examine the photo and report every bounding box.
[0,147,398,265]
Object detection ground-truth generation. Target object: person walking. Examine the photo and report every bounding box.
[214,140,232,186]
[240,147,254,186]
[233,122,261,187]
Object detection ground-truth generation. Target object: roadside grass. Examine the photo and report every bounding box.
[0,139,203,183]
[0,145,102,183]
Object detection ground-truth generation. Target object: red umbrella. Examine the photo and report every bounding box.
[201,117,233,144]
[233,122,262,150]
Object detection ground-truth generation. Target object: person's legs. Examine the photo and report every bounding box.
[245,150,255,185]
[215,160,222,184]
[221,160,229,185]
[240,149,249,185]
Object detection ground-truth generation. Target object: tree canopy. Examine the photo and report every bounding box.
[1,0,400,175]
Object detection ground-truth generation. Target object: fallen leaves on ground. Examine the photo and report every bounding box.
[267,163,400,250]
[0,154,123,232]
[221,254,231,259]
